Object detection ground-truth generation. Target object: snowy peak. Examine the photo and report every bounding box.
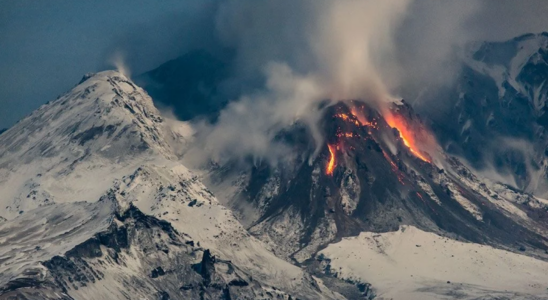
[0,70,173,166]
[466,32,548,105]
[471,32,548,68]
[0,71,183,219]
[0,71,343,299]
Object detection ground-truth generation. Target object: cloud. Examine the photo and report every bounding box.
[2,0,548,148]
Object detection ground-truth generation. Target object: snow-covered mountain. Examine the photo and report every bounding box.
[418,32,548,198]
[0,71,343,299]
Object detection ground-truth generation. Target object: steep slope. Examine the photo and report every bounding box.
[0,71,341,299]
[0,71,176,219]
[0,198,116,296]
[0,200,304,300]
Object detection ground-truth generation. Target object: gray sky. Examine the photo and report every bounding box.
[0,0,547,129]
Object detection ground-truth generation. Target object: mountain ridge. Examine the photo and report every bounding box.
[0,71,344,300]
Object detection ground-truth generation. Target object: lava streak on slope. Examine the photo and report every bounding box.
[326,144,336,175]
[384,112,430,163]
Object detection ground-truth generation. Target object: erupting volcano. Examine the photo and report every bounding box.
[207,98,548,300]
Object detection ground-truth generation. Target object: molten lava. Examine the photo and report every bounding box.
[326,144,336,175]
[335,113,360,126]
[384,113,430,163]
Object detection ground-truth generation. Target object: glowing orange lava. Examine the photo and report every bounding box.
[326,144,336,175]
[335,113,360,126]
[385,113,430,163]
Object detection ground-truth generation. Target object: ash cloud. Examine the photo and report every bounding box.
[186,0,412,165]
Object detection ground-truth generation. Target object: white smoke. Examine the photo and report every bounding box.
[186,63,324,164]
[109,50,131,79]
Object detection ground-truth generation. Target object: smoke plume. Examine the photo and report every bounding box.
[186,0,412,165]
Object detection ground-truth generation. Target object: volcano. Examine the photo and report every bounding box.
[206,99,548,264]
[203,99,548,298]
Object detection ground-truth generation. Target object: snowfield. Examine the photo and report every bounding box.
[319,225,548,300]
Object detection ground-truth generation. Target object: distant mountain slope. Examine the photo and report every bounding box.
[418,32,548,197]
[0,71,341,299]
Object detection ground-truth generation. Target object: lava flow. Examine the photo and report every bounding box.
[326,144,336,175]
[384,113,430,163]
